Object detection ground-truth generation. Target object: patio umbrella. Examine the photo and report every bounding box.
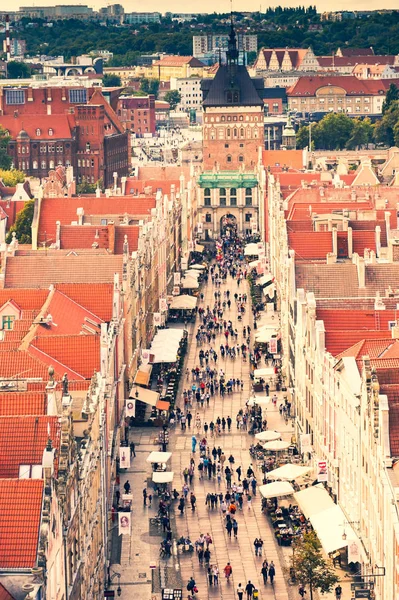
[263,440,291,452]
[247,396,270,407]
[152,471,174,484]
[266,464,312,481]
[255,430,281,442]
[259,481,295,499]
[190,264,206,270]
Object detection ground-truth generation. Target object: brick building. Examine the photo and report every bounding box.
[0,86,128,186]
[117,95,156,135]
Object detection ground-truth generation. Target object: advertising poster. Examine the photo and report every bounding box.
[300,433,312,453]
[153,312,161,327]
[317,460,328,482]
[118,512,131,535]
[269,338,278,354]
[119,446,130,469]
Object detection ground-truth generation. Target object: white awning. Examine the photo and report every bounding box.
[249,260,260,269]
[181,279,199,289]
[267,464,312,481]
[263,283,276,298]
[257,274,273,286]
[255,430,281,442]
[244,243,259,256]
[185,270,201,278]
[190,264,206,270]
[293,484,335,519]
[263,440,291,452]
[247,396,270,407]
[255,330,279,344]
[310,505,357,555]
[195,243,204,253]
[254,367,276,378]
[259,481,294,499]
[147,452,172,464]
[151,327,185,363]
[152,471,174,484]
[169,295,197,310]
[129,386,159,406]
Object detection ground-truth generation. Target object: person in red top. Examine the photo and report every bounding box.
[224,562,233,581]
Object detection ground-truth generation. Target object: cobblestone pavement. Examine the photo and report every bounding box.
[114,266,350,600]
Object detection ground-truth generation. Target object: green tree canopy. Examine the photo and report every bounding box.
[6,61,32,79]
[296,114,373,151]
[0,169,25,186]
[102,73,122,87]
[0,127,12,170]
[164,90,182,110]
[382,83,399,114]
[374,100,399,147]
[6,200,34,244]
[291,531,339,600]
[139,78,160,97]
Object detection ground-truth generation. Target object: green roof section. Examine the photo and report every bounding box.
[198,171,258,189]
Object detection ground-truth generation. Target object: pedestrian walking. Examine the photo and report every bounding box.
[130,442,136,458]
[191,435,197,453]
[213,565,219,585]
[245,581,255,599]
[237,583,244,600]
[261,562,268,585]
[335,585,342,599]
[207,567,213,586]
[299,585,307,598]
[268,561,275,584]
[143,488,147,505]
[224,562,232,581]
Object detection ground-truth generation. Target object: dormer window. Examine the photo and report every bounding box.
[48,128,53,136]
[36,128,41,136]
[2,316,14,330]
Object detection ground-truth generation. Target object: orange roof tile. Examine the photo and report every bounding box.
[0,479,43,568]
[4,255,123,288]
[288,231,332,260]
[317,308,398,331]
[0,289,48,310]
[0,392,46,416]
[352,230,376,254]
[263,150,304,170]
[0,416,60,478]
[0,583,15,600]
[0,350,64,380]
[60,225,110,250]
[56,284,113,321]
[0,114,74,140]
[114,226,139,254]
[326,331,391,357]
[30,334,100,378]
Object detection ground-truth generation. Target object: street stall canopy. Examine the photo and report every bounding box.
[150,328,185,363]
[190,264,206,270]
[180,279,199,289]
[247,396,270,407]
[146,452,172,464]
[255,430,281,442]
[267,464,312,481]
[293,484,335,519]
[170,295,197,310]
[263,440,291,451]
[185,270,201,278]
[309,505,357,555]
[254,367,276,379]
[156,399,170,411]
[133,364,153,386]
[259,481,295,499]
[263,283,276,298]
[129,386,159,406]
[255,329,279,344]
[244,243,260,256]
[152,471,174,484]
[257,274,273,286]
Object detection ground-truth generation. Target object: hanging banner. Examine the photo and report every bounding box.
[269,338,278,354]
[153,312,161,327]
[126,398,135,417]
[174,272,181,286]
[142,349,150,364]
[197,223,203,234]
[348,539,361,564]
[300,433,312,454]
[172,285,180,296]
[118,512,131,535]
[188,241,194,251]
[119,446,130,469]
[160,298,168,313]
[317,460,328,482]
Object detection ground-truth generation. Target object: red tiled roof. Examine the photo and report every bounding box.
[0,350,64,379]
[0,289,48,310]
[287,76,390,96]
[318,55,394,67]
[56,283,113,321]
[153,56,204,67]
[60,225,110,250]
[286,220,314,232]
[317,308,398,331]
[0,114,74,140]
[326,331,392,357]
[4,255,123,288]
[114,226,139,253]
[30,334,100,378]
[0,415,60,478]
[0,392,46,416]
[352,230,376,254]
[350,220,387,246]
[288,231,332,260]
[337,338,399,360]
[263,150,303,170]
[0,479,43,568]
[0,583,15,600]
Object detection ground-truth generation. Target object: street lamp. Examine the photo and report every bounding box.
[106,568,122,597]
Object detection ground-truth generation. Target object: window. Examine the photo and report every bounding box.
[101,218,108,225]
[2,315,14,330]
[41,160,46,169]
[220,188,226,207]
[230,188,237,207]
[224,143,229,149]
[264,103,269,113]
[245,213,252,222]
[227,128,231,138]
[69,89,87,103]
[5,90,25,105]
[239,115,243,121]
[204,188,211,206]
[77,159,81,167]
[32,160,38,169]
[245,188,252,206]
[49,160,54,169]
[240,128,245,138]
[48,128,53,136]
[238,155,244,162]
[273,103,279,113]
[233,128,238,138]
[205,213,212,223]
[226,155,232,163]
[36,129,41,136]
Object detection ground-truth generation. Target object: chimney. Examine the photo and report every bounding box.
[374,291,385,311]
[121,176,127,196]
[100,323,108,377]
[392,326,399,339]
[77,207,84,226]
[107,222,115,253]
[332,227,338,256]
[385,211,391,242]
[375,225,381,257]
[369,250,377,264]
[357,256,366,288]
[347,226,353,258]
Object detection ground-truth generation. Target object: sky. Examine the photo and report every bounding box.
[5,0,399,14]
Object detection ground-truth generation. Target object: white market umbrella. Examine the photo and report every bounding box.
[266,464,312,481]
[255,430,281,442]
[247,396,270,407]
[259,481,294,499]
[146,452,172,464]
[263,440,291,452]
[190,264,206,270]
[152,471,174,484]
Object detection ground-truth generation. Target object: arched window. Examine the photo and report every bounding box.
[233,92,239,102]
[247,128,251,138]
[48,128,53,136]
[245,188,253,206]
[36,128,41,136]
[204,187,211,207]
[21,161,25,170]
[226,155,232,163]
[41,160,46,169]
[233,128,238,138]
[49,160,55,169]
[239,155,244,162]
[240,128,245,138]
[254,128,259,139]
[210,128,216,140]
[220,188,227,207]
[227,128,231,138]
[22,146,25,154]
[32,160,38,169]
[221,116,225,122]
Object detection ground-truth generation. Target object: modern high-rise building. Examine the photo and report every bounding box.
[193,33,257,64]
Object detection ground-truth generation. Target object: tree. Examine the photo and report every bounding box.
[296,125,312,150]
[382,83,399,114]
[373,100,399,147]
[164,90,181,110]
[291,532,339,600]
[0,169,25,186]
[139,78,159,98]
[345,118,374,150]
[6,61,31,79]
[6,200,34,244]
[102,73,122,87]
[0,127,12,170]
[76,177,99,194]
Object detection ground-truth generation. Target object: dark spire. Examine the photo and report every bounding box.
[226,12,239,67]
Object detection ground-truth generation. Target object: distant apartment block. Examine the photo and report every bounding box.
[170,77,202,111]
[193,33,257,64]
[2,39,26,57]
[124,12,161,25]
[19,5,94,19]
